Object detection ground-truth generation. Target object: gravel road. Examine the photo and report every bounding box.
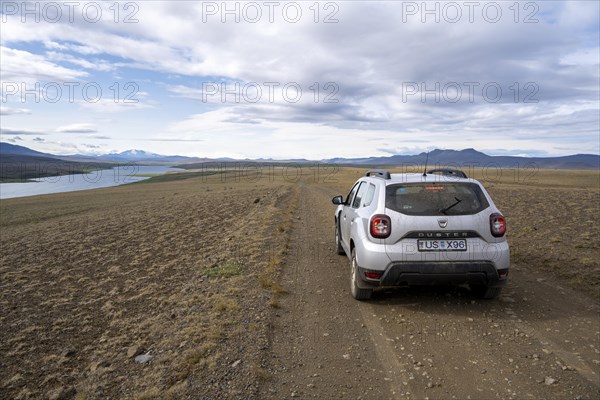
[261,183,600,400]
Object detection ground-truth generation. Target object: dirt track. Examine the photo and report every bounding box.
[262,182,600,400]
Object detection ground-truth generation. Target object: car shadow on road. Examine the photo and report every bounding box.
[362,285,546,344]
[368,284,538,321]
[366,275,597,326]
[373,284,489,303]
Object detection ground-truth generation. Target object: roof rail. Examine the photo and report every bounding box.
[365,169,391,179]
[427,169,468,178]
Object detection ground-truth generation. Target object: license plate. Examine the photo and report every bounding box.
[417,239,467,251]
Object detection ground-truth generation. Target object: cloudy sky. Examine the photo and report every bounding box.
[1,1,598,159]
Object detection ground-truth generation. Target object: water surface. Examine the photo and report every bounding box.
[0,165,182,200]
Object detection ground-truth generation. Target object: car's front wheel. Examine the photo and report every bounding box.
[351,248,373,300]
[335,219,345,255]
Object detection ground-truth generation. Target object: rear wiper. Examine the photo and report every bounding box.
[439,197,462,214]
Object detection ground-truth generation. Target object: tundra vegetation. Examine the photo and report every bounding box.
[0,166,598,399]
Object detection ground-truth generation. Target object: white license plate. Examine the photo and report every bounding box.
[417,239,467,251]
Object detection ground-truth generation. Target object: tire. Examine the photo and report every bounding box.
[470,284,502,299]
[350,249,373,300]
[335,219,345,255]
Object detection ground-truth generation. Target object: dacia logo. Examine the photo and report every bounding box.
[438,218,448,228]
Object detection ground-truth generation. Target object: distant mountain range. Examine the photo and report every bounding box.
[0,143,199,163]
[0,142,52,158]
[78,149,195,163]
[0,143,114,182]
[324,148,600,170]
[1,142,599,170]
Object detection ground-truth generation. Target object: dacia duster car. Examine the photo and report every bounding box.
[332,169,509,300]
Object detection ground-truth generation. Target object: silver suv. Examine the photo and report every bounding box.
[332,169,509,300]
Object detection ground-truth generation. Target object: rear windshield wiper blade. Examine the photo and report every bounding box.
[439,197,462,215]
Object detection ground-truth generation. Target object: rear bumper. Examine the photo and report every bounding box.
[357,261,508,288]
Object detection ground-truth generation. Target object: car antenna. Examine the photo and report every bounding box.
[422,151,429,177]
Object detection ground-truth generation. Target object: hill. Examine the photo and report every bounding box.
[2,143,599,173]
[324,148,600,170]
[0,144,114,182]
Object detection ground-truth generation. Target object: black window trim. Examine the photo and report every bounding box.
[345,181,361,206]
[351,181,368,209]
[385,182,490,216]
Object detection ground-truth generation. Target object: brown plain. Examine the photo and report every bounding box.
[1,166,598,399]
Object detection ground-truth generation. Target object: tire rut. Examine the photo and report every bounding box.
[262,182,600,400]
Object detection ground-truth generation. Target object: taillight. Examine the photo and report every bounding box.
[370,214,391,239]
[365,271,382,280]
[490,213,506,237]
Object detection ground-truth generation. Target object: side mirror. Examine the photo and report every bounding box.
[332,195,344,205]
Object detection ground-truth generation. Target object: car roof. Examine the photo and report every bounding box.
[362,173,476,185]
[390,173,474,183]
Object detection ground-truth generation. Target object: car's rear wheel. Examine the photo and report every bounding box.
[351,249,372,300]
[470,284,502,299]
[335,219,345,255]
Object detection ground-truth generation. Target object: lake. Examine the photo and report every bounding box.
[0,165,183,199]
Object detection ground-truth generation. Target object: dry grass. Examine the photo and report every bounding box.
[253,366,271,382]
[133,387,162,400]
[206,260,244,278]
[489,177,600,298]
[0,164,597,399]
[0,169,299,399]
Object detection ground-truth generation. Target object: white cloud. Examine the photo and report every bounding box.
[0,1,598,157]
[0,106,31,115]
[5,136,23,143]
[78,99,154,113]
[45,51,114,72]
[0,46,88,82]
[0,128,47,136]
[56,123,98,133]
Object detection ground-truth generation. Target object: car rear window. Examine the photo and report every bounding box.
[385,183,490,216]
